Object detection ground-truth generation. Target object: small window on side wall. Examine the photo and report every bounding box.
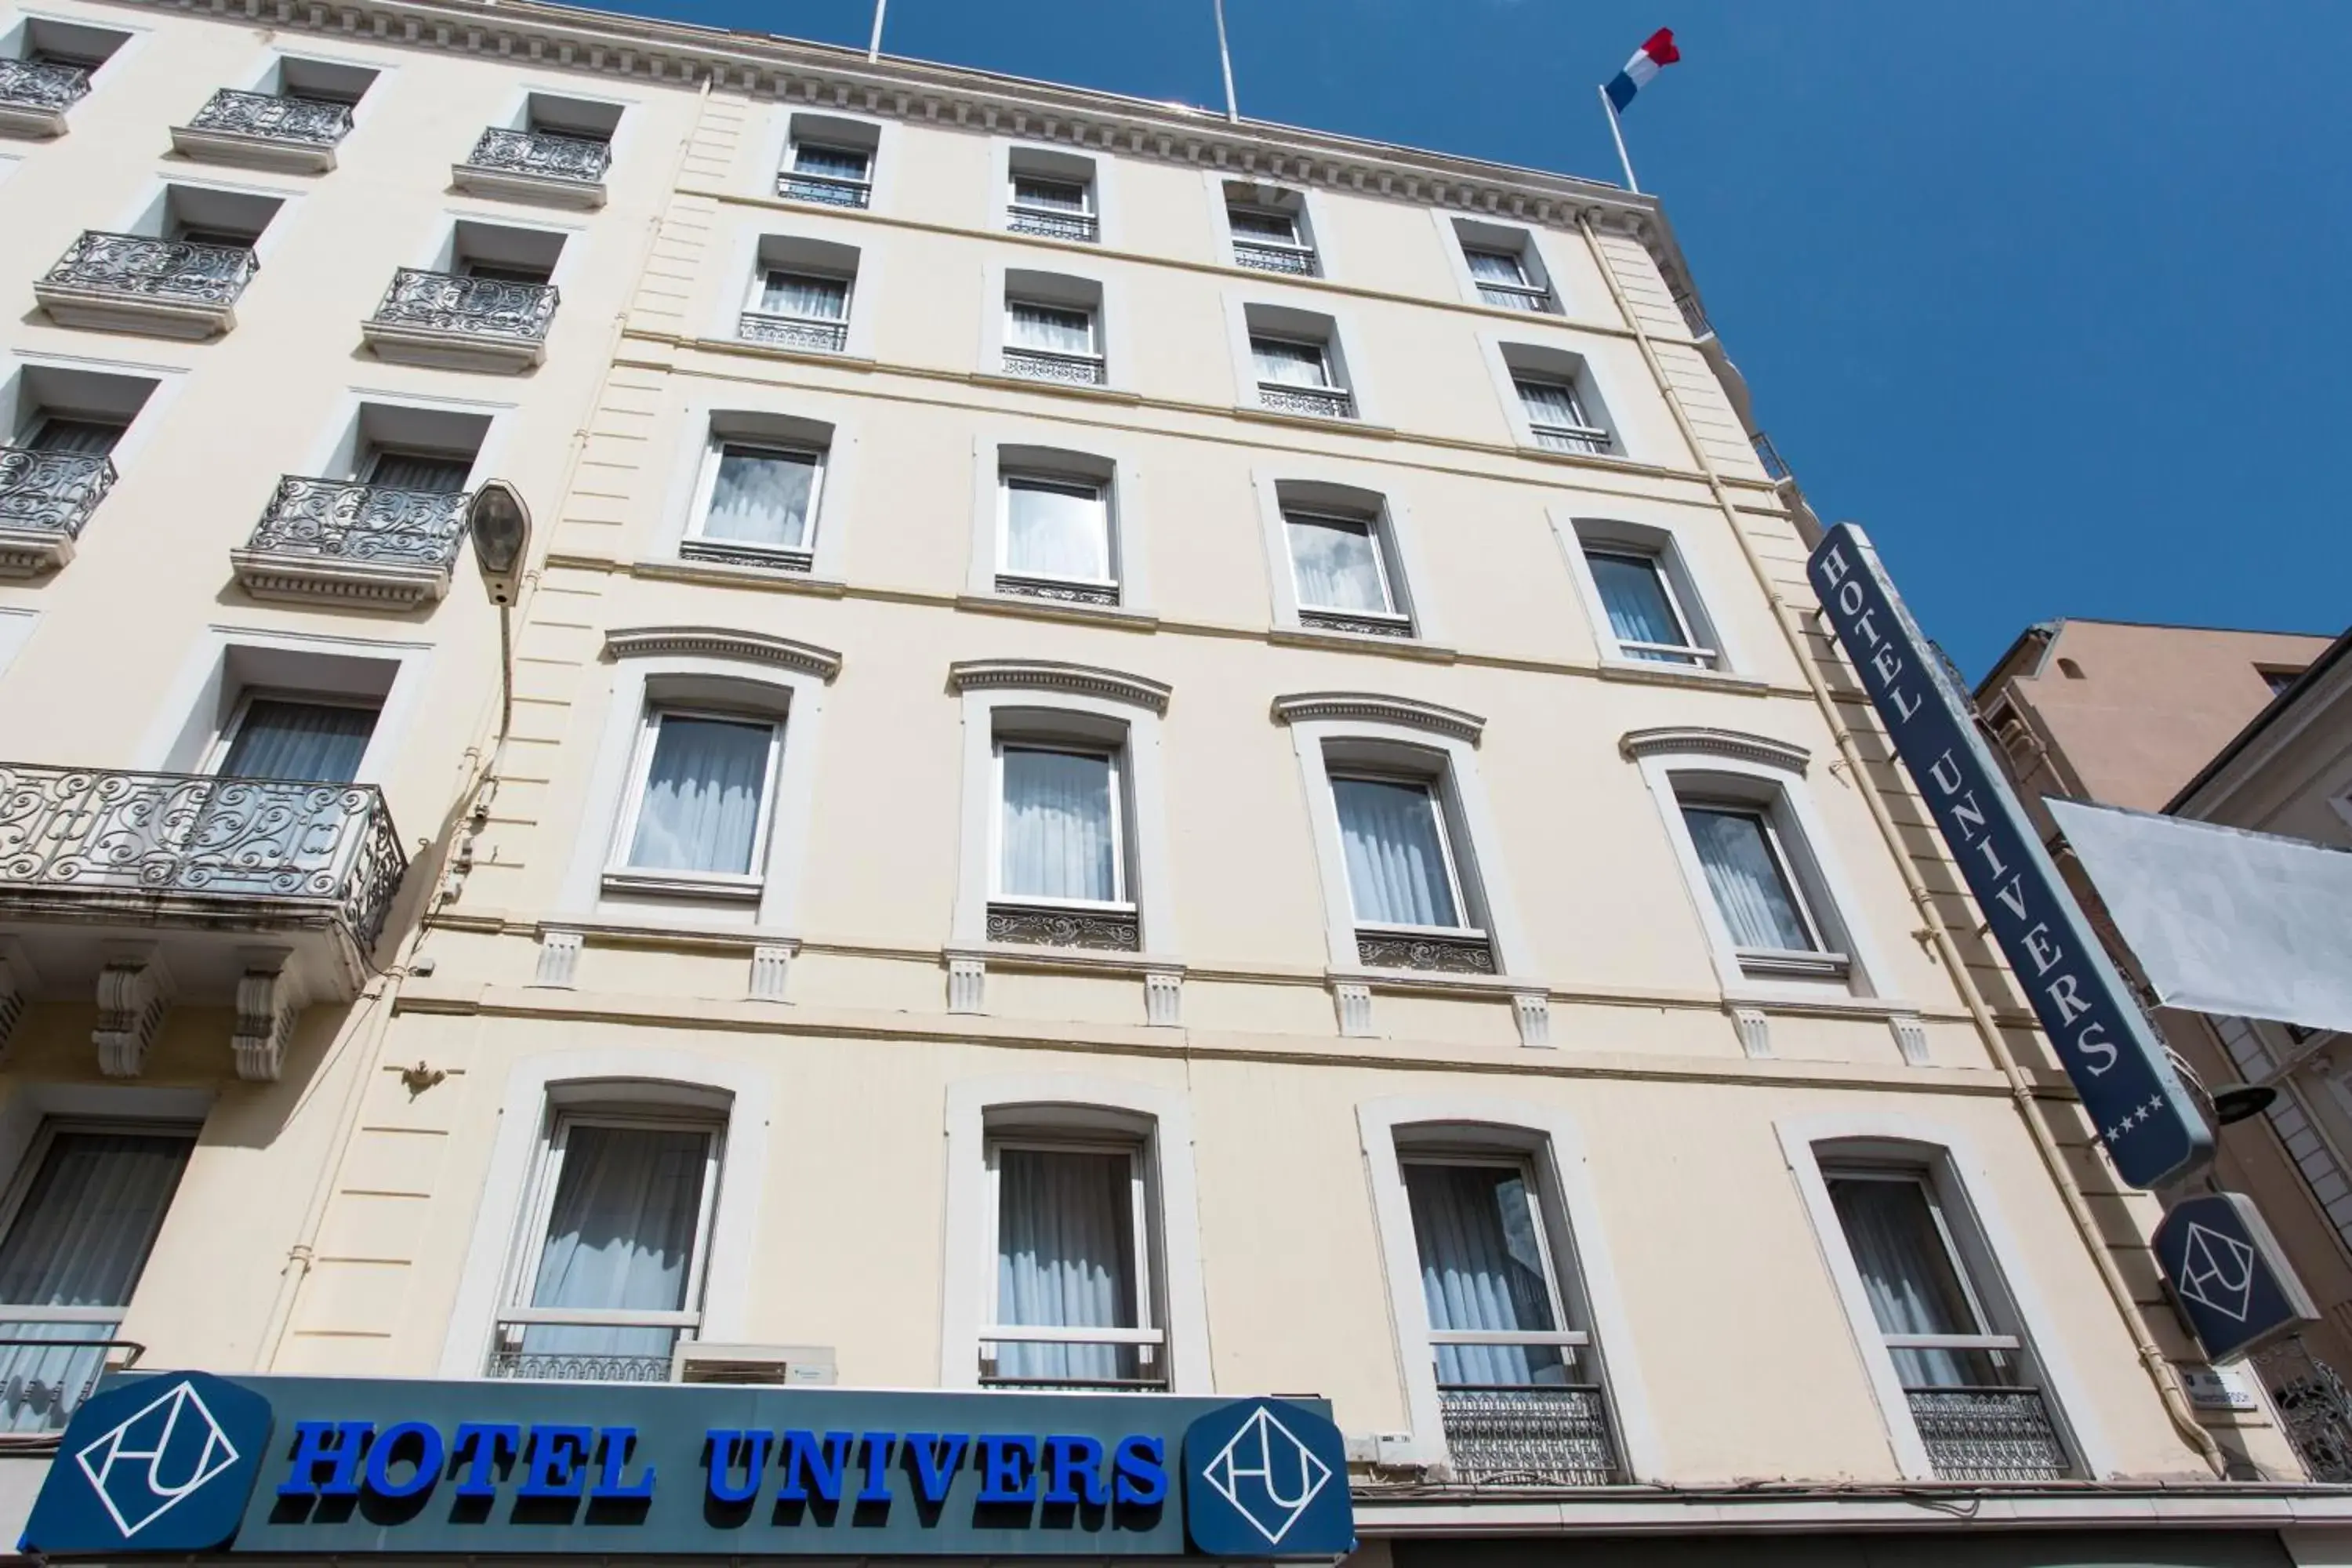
[1001,271,1105,387]
[1246,304,1354,420]
[684,414,831,574]
[1570,521,1721,670]
[1225,182,1318,276]
[1286,508,1408,637]
[739,236,858,356]
[999,459,1116,606]
[1006,147,1098,244]
[779,114,875,209]
[1671,775,1849,982]
[1501,343,1615,456]
[1453,219,1559,314]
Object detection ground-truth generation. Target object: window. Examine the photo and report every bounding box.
[1582,544,1711,666]
[779,114,876,208]
[521,90,619,145]
[983,1136,1161,1388]
[0,1124,194,1432]
[1243,304,1356,419]
[995,744,1127,908]
[1495,343,1614,454]
[739,239,855,354]
[153,184,280,250]
[365,448,471,494]
[609,709,784,891]
[1403,1157,1588,1388]
[1286,508,1410,636]
[1000,473,1114,597]
[2,16,129,81]
[689,440,822,565]
[1334,774,1470,934]
[1223,182,1318,275]
[1003,294,1105,386]
[491,1112,721,1382]
[1679,800,1842,975]
[213,695,379,783]
[1465,249,1547,310]
[24,415,122,456]
[2263,667,2304,698]
[1005,147,1098,243]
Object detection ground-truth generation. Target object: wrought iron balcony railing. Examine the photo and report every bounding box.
[1259,381,1355,419]
[2256,1338,2352,1483]
[1531,422,1613,456]
[1751,430,1792,481]
[44,231,256,307]
[979,1324,1167,1391]
[185,88,350,146]
[1439,1386,1622,1486]
[372,268,557,343]
[0,764,407,951]
[245,476,469,574]
[995,572,1118,608]
[0,447,114,541]
[986,899,1139,951]
[1905,1386,2068,1482]
[0,1336,142,1436]
[1233,239,1318,276]
[1672,289,1714,339]
[777,169,870,208]
[1008,206,1098,243]
[1300,607,1413,639]
[1356,927,1494,974]
[463,126,611,184]
[737,311,848,354]
[488,1349,673,1383]
[0,56,91,113]
[1002,347,1106,387]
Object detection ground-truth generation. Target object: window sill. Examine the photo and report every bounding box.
[1596,658,1769,696]
[956,592,1158,633]
[632,557,847,598]
[1229,404,1396,439]
[696,335,877,372]
[1270,625,1456,663]
[945,942,1182,981]
[968,372,1142,406]
[540,917,799,955]
[600,869,764,903]
[1738,947,1853,982]
[1326,965,1547,1000]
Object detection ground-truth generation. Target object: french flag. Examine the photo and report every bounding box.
[1605,28,1680,112]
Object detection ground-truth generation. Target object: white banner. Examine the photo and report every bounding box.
[2049,798,2352,1037]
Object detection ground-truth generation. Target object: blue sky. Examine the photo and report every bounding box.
[625,1,2351,675]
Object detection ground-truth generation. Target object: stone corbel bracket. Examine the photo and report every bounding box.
[95,946,175,1078]
[232,949,307,1082]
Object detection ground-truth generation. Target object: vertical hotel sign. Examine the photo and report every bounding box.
[1806,524,2212,1189]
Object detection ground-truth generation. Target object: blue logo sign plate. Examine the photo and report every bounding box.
[1183,1399,1353,1558]
[22,1372,271,1555]
[2154,1192,2319,1363]
[1807,524,2212,1189]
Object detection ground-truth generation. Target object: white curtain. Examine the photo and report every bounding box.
[1287,514,1388,612]
[0,1131,193,1432]
[706,446,815,548]
[999,748,1116,902]
[220,699,377,784]
[1004,480,1108,581]
[1253,337,1328,386]
[367,451,471,493]
[1516,377,1590,429]
[1012,176,1087,212]
[521,1123,710,1369]
[1334,776,1458,927]
[792,143,868,180]
[994,1147,1134,1383]
[1227,208,1297,244]
[1827,1177,1998,1388]
[1404,1163,1567,1388]
[1586,550,1689,654]
[30,419,123,456]
[1008,303,1093,354]
[1682,806,1814,952]
[760,271,847,320]
[628,714,772,876]
[1465,249,1525,285]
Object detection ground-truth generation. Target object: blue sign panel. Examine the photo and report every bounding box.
[2154,1192,2320,1363]
[1806,524,2212,1189]
[22,1374,1355,1560]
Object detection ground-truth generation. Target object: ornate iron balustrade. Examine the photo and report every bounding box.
[1751,430,1791,481]
[0,764,406,951]
[1478,281,1552,313]
[1439,1386,1621,1486]
[982,1374,1171,1392]
[487,1350,672,1383]
[996,572,1117,608]
[777,170,870,208]
[1233,240,1317,276]
[0,1336,142,1435]
[0,56,90,112]
[45,231,256,306]
[2256,1339,2352,1483]
[1532,423,1612,456]
[1259,382,1355,420]
[372,268,557,343]
[1002,347,1106,387]
[246,476,468,573]
[1905,1386,2067,1481]
[1008,206,1098,243]
[737,311,848,354]
[0,447,114,539]
[1301,608,1413,638]
[463,126,611,184]
[1358,929,1495,975]
[187,89,350,145]
[988,901,1140,952]
[681,536,814,573]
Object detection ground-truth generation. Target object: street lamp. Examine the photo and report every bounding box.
[465,478,532,607]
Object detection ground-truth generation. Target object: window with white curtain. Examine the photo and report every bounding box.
[1677,798,1842,974]
[999,474,1113,589]
[0,1124,195,1431]
[1401,1156,1588,1388]
[1517,376,1610,454]
[1464,246,1550,311]
[490,1113,721,1383]
[993,743,1127,907]
[983,1138,1161,1388]
[1285,509,1407,629]
[1251,335,1334,389]
[690,440,822,558]
[1823,1169,2025,1393]
[611,709,784,887]
[1331,773,1471,932]
[214,695,379,784]
[1006,301,1098,357]
[755,270,849,324]
[1584,546,1708,665]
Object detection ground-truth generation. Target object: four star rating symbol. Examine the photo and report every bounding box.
[2100,1094,2168,1148]
[74,1380,242,1539]
[1200,1405,1334,1548]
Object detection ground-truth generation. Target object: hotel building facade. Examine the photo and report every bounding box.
[0,0,2347,1562]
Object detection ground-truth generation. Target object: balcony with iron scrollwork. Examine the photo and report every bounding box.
[1751,430,1792,482]
[487,1309,687,1383]
[777,169,870,208]
[986,901,1140,953]
[362,267,557,373]
[1439,1385,1623,1486]
[1258,380,1356,421]
[0,56,90,136]
[34,231,256,340]
[170,89,351,172]
[1356,926,1495,975]
[453,126,612,209]
[0,447,115,577]
[0,763,407,1081]
[230,475,469,610]
[1906,1385,2069,1481]
[1002,347,1107,387]
[1233,239,1319,277]
[736,310,849,356]
[995,572,1118,608]
[1007,205,1098,244]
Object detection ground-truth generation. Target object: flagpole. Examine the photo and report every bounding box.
[1214,0,1240,122]
[1599,84,1638,194]
[866,0,886,60]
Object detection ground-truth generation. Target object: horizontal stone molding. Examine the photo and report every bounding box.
[604,626,843,681]
[1618,725,1811,774]
[948,658,1170,714]
[1271,691,1485,744]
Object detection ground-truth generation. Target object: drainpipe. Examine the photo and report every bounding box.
[1575,212,2229,1479]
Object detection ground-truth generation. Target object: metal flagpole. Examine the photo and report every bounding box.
[866,0,886,60]
[1599,83,1637,193]
[1214,0,1239,122]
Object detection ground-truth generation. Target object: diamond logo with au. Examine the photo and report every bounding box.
[1182,1398,1353,1559]
[23,1372,271,1555]
[2176,1221,2257,1323]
